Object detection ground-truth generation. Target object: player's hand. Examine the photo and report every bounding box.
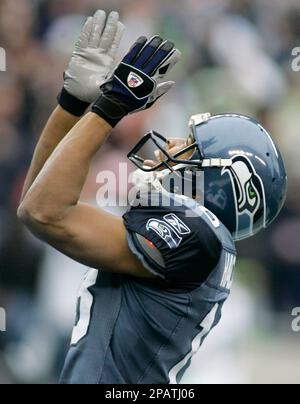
[92,36,181,127]
[58,10,125,116]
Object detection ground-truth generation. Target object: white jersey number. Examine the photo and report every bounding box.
[71,269,98,346]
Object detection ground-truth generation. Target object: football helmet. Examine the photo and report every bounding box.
[128,113,288,241]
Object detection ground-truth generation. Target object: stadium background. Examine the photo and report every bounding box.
[0,0,299,384]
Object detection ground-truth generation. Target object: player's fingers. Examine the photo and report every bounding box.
[99,11,119,52]
[143,40,175,75]
[122,36,148,64]
[89,10,107,48]
[107,21,125,60]
[134,36,164,69]
[155,49,182,81]
[75,17,93,49]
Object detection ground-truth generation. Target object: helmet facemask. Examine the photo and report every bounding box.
[127,126,206,203]
[127,130,201,173]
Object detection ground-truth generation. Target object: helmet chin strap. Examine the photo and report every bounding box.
[132,157,232,194]
[132,163,205,203]
[131,167,172,194]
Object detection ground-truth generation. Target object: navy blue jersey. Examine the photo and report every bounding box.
[60,193,236,384]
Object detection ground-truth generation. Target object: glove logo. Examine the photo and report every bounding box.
[127,72,144,88]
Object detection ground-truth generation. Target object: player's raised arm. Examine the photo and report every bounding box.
[17,36,182,277]
[20,10,125,203]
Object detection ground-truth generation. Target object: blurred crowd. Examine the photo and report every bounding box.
[0,0,300,384]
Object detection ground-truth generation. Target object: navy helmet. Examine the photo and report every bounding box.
[128,113,288,241]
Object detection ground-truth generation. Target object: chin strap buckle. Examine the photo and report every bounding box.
[202,158,232,168]
[189,112,211,128]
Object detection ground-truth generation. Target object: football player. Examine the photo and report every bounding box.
[17,10,287,384]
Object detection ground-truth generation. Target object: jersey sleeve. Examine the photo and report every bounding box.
[123,193,222,284]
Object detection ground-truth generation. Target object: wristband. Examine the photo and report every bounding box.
[91,94,128,127]
[57,88,90,117]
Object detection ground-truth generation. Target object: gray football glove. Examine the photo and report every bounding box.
[58,10,125,116]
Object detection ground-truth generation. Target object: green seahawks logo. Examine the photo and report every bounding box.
[222,155,267,240]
